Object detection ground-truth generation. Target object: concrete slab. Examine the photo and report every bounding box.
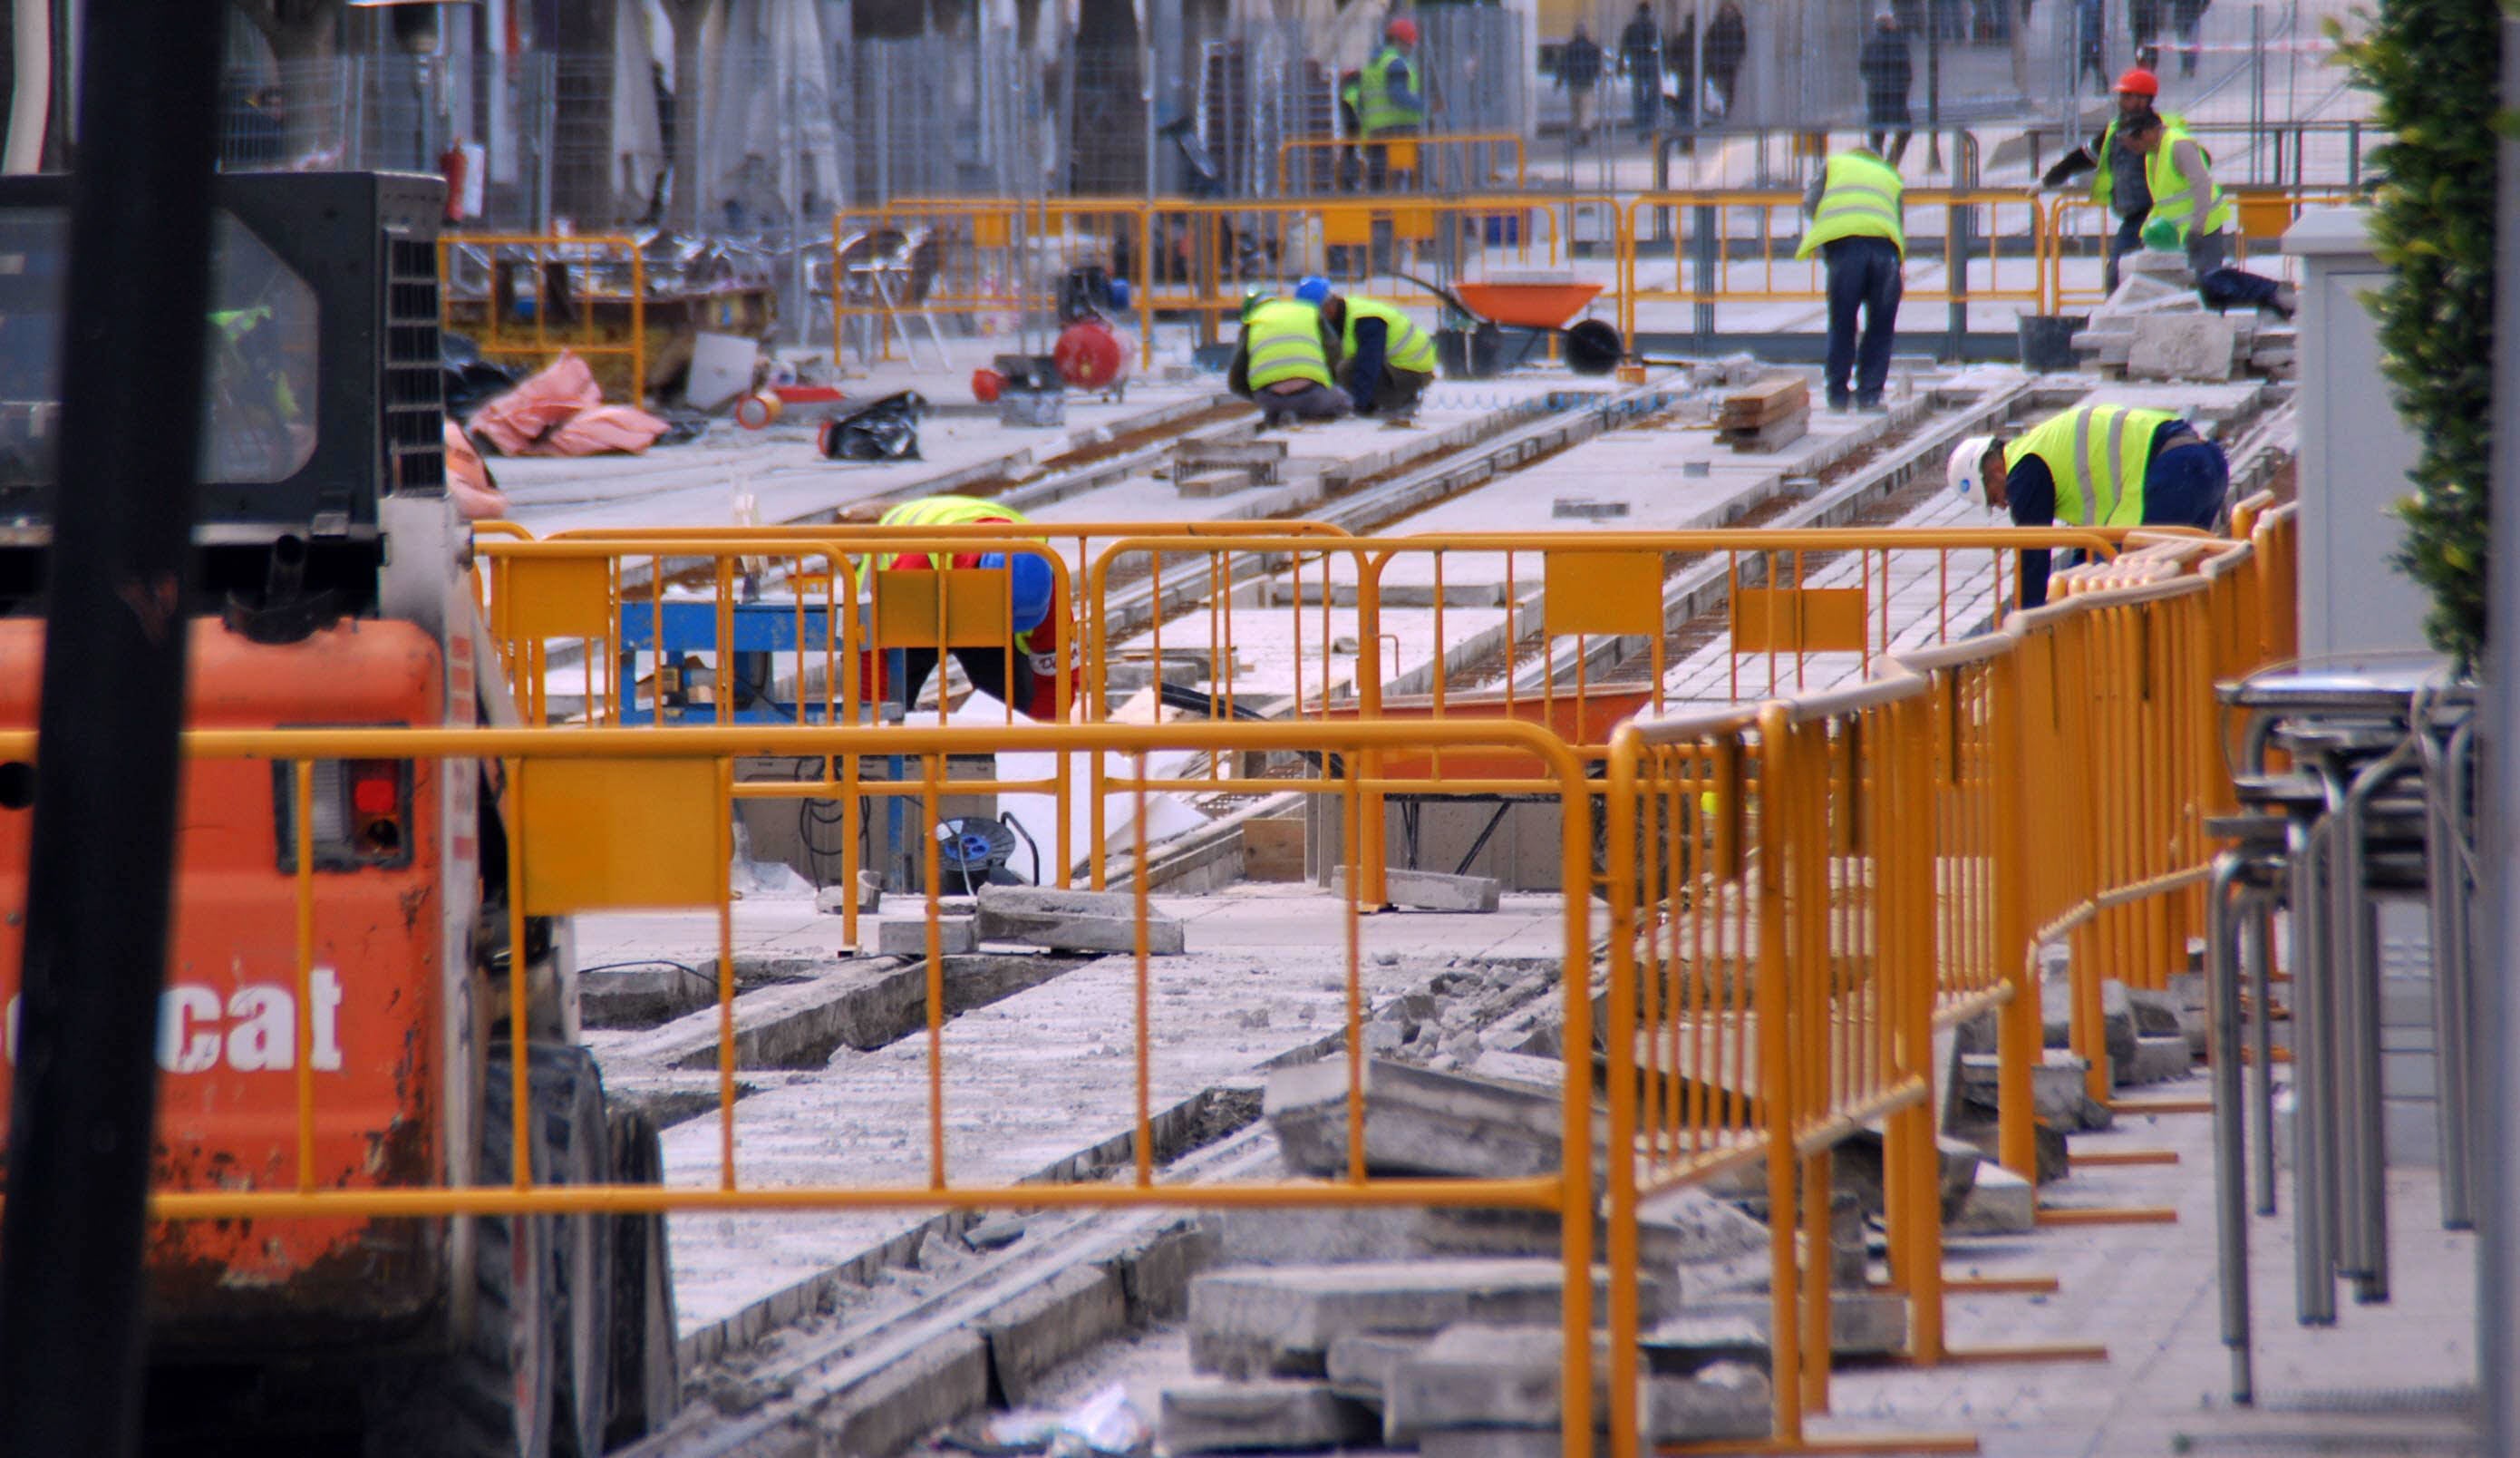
[1386,1324,1771,1443]
[975,884,1187,955]
[875,916,977,957]
[1186,1260,1665,1378]
[1264,1056,1585,1180]
[1155,1379,1380,1453]
[1329,866,1503,913]
[1950,1162,2037,1236]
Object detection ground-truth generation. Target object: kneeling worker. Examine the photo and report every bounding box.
[862,494,1065,718]
[1798,144,1905,412]
[1227,290,1351,427]
[1949,402,2228,607]
[1305,277,1437,424]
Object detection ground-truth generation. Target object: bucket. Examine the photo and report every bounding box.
[2017,314,2089,373]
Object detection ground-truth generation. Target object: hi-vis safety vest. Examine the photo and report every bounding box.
[1244,300,1335,390]
[1796,151,1906,260]
[2089,109,2181,213]
[868,495,1044,651]
[2141,120,2237,244]
[1340,297,1438,376]
[2008,403,2182,528]
[1355,45,1424,134]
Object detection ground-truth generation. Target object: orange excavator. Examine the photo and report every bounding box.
[0,171,674,1456]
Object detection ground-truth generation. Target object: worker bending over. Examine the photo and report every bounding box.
[1228,292,1351,427]
[1798,145,1905,413]
[1950,402,2228,607]
[1304,277,1437,423]
[2119,111,2295,317]
[862,494,1066,718]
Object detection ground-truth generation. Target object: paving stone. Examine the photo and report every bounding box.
[1328,865,1503,913]
[1387,1325,1771,1443]
[2129,316,2237,380]
[1156,1379,1380,1453]
[1217,1198,1724,1271]
[974,1263,1129,1404]
[2118,1032,2195,1086]
[1324,1330,1423,1401]
[974,883,1186,955]
[1264,1056,1590,1180]
[874,915,976,957]
[1956,1051,2108,1132]
[1951,1162,2037,1235]
[1187,1259,1666,1378]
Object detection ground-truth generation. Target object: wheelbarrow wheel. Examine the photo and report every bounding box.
[1564,318,1624,376]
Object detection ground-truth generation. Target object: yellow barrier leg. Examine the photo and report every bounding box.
[1803,1151,1833,1417]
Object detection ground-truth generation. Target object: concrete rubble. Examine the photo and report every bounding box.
[974,883,1187,955]
[1329,866,1505,913]
[1185,1260,1669,1378]
[2069,256,2298,380]
[874,915,977,957]
[1264,1056,1593,1180]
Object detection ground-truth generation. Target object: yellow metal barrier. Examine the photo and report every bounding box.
[1274,131,1530,195]
[830,199,1157,361]
[103,716,1604,1453]
[1602,523,2290,1449]
[1618,190,2050,342]
[438,234,649,406]
[2042,188,2358,313]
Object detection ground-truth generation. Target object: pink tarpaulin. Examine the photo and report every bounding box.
[466,351,669,457]
[443,420,507,520]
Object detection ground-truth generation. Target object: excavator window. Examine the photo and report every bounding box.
[0,207,319,500]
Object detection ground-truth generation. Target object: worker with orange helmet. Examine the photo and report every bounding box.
[1342,15,1425,190]
[2040,66,2171,295]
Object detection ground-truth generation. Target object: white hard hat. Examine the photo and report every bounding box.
[1948,435,1998,498]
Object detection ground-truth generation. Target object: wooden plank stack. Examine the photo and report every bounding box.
[1716,376,1810,452]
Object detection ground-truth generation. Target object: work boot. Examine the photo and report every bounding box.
[2266,282,2299,321]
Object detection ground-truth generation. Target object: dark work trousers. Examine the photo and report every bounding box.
[896,646,1033,712]
[2144,436,2231,530]
[2105,209,2147,294]
[1821,236,1904,409]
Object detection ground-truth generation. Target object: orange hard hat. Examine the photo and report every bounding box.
[1386,15,1419,44]
[2116,66,2159,96]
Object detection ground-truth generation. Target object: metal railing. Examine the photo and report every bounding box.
[437,234,650,407]
[1273,131,1530,195]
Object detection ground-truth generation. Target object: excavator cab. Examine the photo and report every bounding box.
[0,172,674,1457]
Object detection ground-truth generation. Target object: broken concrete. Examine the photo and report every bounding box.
[2127,315,2237,381]
[1217,1197,1737,1273]
[2119,1032,2195,1086]
[1265,1056,1588,1180]
[1187,1260,1666,1378]
[974,884,1187,955]
[1157,1379,1380,1453]
[1950,1162,2037,1235]
[1329,866,1504,913]
[874,915,977,957]
[1954,1051,2113,1132]
[974,1263,1128,1405]
[1386,1324,1771,1443]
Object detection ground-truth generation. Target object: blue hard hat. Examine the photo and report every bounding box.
[981,551,1057,635]
[1294,276,1333,305]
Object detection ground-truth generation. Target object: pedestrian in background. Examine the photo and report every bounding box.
[1858,11,1914,166]
[2170,0,2209,75]
[1558,24,1607,145]
[1703,2,1748,117]
[1619,3,1663,133]
[1342,16,1425,190]
[2040,67,2163,293]
[1799,145,1905,412]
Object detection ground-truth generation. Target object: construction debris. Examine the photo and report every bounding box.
[1185,1260,1667,1378]
[974,884,1187,955]
[1327,866,1504,913]
[1715,376,1810,452]
[1265,1057,1584,1180]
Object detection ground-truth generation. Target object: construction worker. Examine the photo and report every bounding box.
[1797,146,1905,413]
[1226,291,1351,427]
[1344,16,1425,190]
[859,495,1065,718]
[1307,278,1437,423]
[2039,67,2166,295]
[2121,111,2295,317]
[1949,403,2229,608]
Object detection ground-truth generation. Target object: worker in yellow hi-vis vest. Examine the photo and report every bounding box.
[1948,402,2229,608]
[1226,292,1351,428]
[1797,147,1905,413]
[1310,280,1437,424]
[852,494,1069,718]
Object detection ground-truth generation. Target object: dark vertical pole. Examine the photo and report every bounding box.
[0,1,224,1453]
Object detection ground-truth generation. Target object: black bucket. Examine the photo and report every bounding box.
[2017,314,2089,373]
